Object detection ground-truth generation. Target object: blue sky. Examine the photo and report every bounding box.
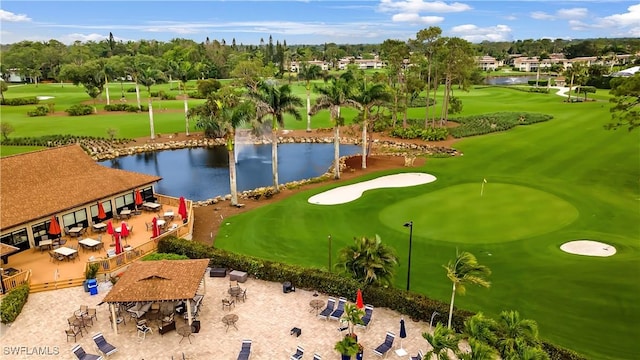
[1,1,639,45]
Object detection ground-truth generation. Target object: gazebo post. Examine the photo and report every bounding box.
[186,299,193,326]
[110,303,118,335]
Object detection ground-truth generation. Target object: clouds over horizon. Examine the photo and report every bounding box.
[450,24,512,42]
[0,9,31,22]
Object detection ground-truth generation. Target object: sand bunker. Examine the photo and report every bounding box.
[308,172,437,205]
[560,240,617,257]
[36,96,54,100]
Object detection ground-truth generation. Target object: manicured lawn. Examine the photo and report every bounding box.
[215,87,639,360]
[2,83,638,359]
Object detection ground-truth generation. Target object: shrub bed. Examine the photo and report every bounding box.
[1,97,39,106]
[26,105,49,117]
[104,103,148,112]
[65,104,93,116]
[158,236,585,359]
[0,284,30,323]
[449,112,553,138]
[0,134,133,147]
[390,125,449,141]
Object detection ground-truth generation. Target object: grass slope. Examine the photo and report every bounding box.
[215,87,640,360]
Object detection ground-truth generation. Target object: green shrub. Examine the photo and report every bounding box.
[150,90,175,100]
[104,103,146,112]
[449,112,552,138]
[390,126,448,141]
[142,252,189,261]
[529,87,550,94]
[188,91,207,99]
[1,97,39,106]
[26,105,49,117]
[0,284,30,323]
[126,87,137,93]
[65,104,93,116]
[528,79,549,87]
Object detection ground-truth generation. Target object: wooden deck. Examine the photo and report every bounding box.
[2,195,193,293]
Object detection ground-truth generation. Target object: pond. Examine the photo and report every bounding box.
[99,143,361,201]
[484,76,537,85]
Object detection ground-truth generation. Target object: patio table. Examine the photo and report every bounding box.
[142,202,162,211]
[79,238,101,251]
[120,209,132,218]
[54,246,78,260]
[38,239,53,251]
[92,223,107,232]
[309,299,324,315]
[68,227,83,237]
[222,314,238,332]
[177,326,193,344]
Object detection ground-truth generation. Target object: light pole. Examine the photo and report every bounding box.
[328,235,332,273]
[403,221,413,292]
[429,311,439,331]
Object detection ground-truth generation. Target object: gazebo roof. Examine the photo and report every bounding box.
[0,145,161,229]
[102,259,209,303]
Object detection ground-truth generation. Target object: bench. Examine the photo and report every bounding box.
[209,268,227,278]
[229,270,248,283]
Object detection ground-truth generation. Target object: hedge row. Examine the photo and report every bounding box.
[0,284,30,323]
[104,103,148,112]
[66,104,93,116]
[1,97,39,106]
[0,134,133,147]
[390,125,449,141]
[157,236,586,359]
[449,112,553,138]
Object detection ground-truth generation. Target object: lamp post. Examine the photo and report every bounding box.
[328,235,332,273]
[403,221,413,292]
[429,311,439,331]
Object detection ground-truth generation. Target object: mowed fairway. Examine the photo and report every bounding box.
[216,87,640,359]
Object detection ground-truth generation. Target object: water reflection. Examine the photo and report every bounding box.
[484,76,536,85]
[99,143,360,200]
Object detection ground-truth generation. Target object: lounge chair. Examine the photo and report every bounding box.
[410,350,424,360]
[127,302,152,319]
[290,346,304,360]
[318,297,336,320]
[313,353,322,360]
[329,297,347,321]
[237,339,252,360]
[356,304,374,330]
[373,331,395,358]
[92,332,117,358]
[71,345,103,360]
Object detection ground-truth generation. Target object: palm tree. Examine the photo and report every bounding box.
[138,66,164,140]
[188,87,255,205]
[310,76,351,179]
[345,78,391,169]
[444,251,491,329]
[496,310,542,359]
[423,323,460,360]
[297,62,322,132]
[336,234,398,286]
[246,80,303,193]
[463,312,498,346]
[459,338,499,360]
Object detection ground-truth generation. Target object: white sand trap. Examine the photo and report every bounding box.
[560,240,617,257]
[36,96,54,100]
[308,172,437,205]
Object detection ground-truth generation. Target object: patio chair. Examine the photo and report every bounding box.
[222,298,235,311]
[50,251,64,262]
[237,339,252,360]
[373,331,395,358]
[64,227,71,236]
[357,304,374,330]
[66,327,82,342]
[410,350,424,360]
[145,222,153,231]
[329,297,347,321]
[71,345,103,360]
[92,332,117,358]
[136,323,153,339]
[313,354,322,360]
[290,346,304,360]
[81,305,98,322]
[318,297,336,320]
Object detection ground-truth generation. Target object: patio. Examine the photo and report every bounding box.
[2,203,190,288]
[0,273,441,359]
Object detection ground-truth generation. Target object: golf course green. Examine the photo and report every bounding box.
[2,82,638,359]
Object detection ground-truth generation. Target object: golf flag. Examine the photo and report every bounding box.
[481,178,487,196]
[484,178,487,183]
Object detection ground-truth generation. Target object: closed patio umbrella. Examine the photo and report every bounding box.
[399,318,407,350]
[114,233,122,255]
[48,216,61,238]
[135,189,143,209]
[97,202,106,220]
[151,217,159,238]
[106,221,114,235]
[356,289,364,309]
[178,196,187,221]
[120,222,129,239]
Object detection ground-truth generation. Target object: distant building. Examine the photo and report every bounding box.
[290,60,329,72]
[476,56,503,71]
[611,66,640,77]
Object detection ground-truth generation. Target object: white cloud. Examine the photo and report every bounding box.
[449,24,512,42]
[378,0,471,13]
[503,15,517,21]
[0,9,31,22]
[530,11,554,20]
[59,33,109,43]
[391,13,444,24]
[600,3,640,27]
[557,8,588,19]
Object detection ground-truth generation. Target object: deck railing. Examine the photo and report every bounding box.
[2,269,31,294]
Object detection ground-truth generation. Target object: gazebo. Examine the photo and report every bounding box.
[101,259,209,334]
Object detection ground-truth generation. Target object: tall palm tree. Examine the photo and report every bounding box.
[138,66,164,140]
[444,250,491,329]
[310,76,351,179]
[496,310,542,359]
[423,323,460,360]
[345,78,391,169]
[297,62,322,132]
[246,80,303,192]
[336,234,398,286]
[188,87,255,205]
[459,338,499,360]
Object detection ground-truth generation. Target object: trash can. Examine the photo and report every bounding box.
[87,279,98,295]
[283,281,295,293]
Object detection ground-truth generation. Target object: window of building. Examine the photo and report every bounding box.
[1,228,29,251]
[90,200,113,223]
[141,186,154,202]
[62,209,88,229]
[31,220,54,245]
[114,193,135,213]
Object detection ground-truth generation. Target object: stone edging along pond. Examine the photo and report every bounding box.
[87,135,458,205]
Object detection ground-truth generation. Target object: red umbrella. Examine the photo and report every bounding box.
[151,217,159,238]
[48,216,61,238]
[135,189,143,207]
[106,220,114,235]
[356,289,364,309]
[120,222,129,238]
[97,202,106,220]
[114,233,122,255]
[178,196,187,221]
